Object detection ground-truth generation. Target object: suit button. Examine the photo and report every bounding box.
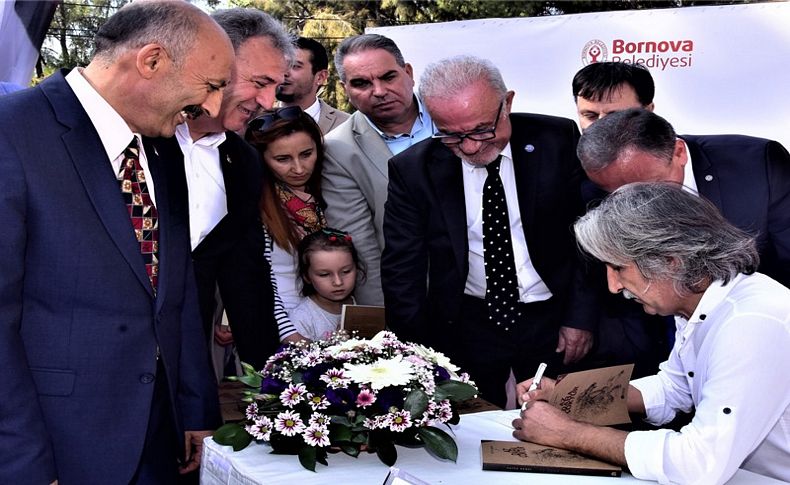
[140,373,155,384]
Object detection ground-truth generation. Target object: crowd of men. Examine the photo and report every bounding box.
[0,1,787,484]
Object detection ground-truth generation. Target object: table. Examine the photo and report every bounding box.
[200,410,784,485]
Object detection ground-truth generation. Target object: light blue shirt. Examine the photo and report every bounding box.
[363,94,433,156]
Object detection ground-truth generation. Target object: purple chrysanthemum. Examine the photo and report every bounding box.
[302,424,331,447]
[279,383,307,407]
[274,410,306,437]
[388,410,412,432]
[307,392,330,411]
[355,388,377,408]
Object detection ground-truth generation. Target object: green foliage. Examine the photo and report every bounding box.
[298,445,318,471]
[418,426,458,462]
[213,423,254,451]
[403,388,429,418]
[39,0,128,82]
[435,380,479,402]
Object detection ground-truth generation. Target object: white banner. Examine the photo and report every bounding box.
[369,3,790,149]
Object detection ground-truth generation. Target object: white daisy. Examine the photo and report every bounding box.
[343,355,415,390]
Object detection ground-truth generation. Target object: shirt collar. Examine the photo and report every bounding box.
[680,139,699,193]
[65,68,136,162]
[304,97,321,120]
[685,273,746,325]
[175,122,226,149]
[461,143,513,172]
[363,93,427,140]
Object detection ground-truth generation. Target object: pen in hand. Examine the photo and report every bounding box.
[521,362,547,411]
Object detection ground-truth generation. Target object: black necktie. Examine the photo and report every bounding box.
[483,156,521,330]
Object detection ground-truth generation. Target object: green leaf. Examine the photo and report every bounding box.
[298,446,317,472]
[375,439,397,466]
[236,374,262,388]
[341,444,360,457]
[329,423,352,442]
[403,389,429,418]
[435,380,478,402]
[213,423,253,452]
[316,449,328,466]
[418,426,458,462]
[330,415,353,427]
[240,361,258,374]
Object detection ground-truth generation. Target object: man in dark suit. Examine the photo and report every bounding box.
[382,56,598,407]
[154,8,294,372]
[577,109,790,378]
[0,2,234,483]
[579,108,790,286]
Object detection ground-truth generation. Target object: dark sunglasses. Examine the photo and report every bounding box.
[248,106,303,132]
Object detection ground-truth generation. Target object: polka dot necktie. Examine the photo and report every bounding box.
[483,156,521,330]
[119,137,159,293]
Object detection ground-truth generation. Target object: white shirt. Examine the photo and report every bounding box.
[680,139,699,194]
[304,97,321,124]
[625,272,790,484]
[175,123,228,250]
[462,143,552,303]
[65,68,156,205]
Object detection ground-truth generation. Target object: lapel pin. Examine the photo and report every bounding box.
[704,174,713,181]
[524,144,535,153]
[226,154,232,164]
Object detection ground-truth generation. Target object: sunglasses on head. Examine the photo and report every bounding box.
[248,106,303,132]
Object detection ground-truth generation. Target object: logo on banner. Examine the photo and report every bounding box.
[581,39,608,65]
[581,38,694,70]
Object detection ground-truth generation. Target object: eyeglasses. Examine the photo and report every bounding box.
[247,106,303,132]
[431,100,504,145]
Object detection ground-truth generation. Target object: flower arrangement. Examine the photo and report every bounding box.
[214,331,478,471]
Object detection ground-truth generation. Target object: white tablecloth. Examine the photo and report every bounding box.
[200,410,784,485]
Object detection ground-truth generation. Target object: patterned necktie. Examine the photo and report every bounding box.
[483,156,521,330]
[119,137,159,292]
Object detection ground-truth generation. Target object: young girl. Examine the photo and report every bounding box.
[290,228,366,341]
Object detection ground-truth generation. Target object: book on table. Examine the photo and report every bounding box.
[481,440,622,477]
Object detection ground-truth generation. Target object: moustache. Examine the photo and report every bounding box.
[182,105,205,120]
[622,289,639,300]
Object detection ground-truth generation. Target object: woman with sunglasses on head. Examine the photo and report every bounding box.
[245,106,327,343]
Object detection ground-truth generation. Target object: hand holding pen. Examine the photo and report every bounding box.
[517,362,552,410]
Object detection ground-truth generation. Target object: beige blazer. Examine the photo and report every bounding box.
[317,99,350,134]
[321,111,392,306]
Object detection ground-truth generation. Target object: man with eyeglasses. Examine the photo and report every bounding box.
[153,8,295,372]
[321,34,434,307]
[382,55,598,408]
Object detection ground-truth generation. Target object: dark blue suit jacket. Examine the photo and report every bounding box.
[587,134,790,377]
[683,134,790,286]
[0,71,219,484]
[382,113,597,350]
